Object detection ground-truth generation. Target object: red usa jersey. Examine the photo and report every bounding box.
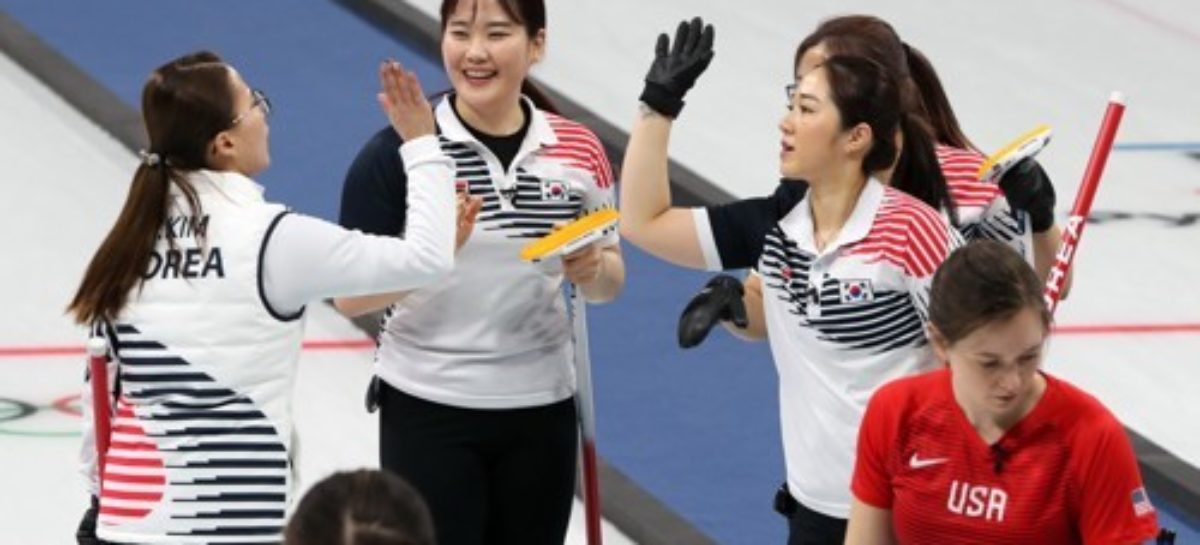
[853,369,1159,544]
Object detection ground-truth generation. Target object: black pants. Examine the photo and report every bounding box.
[379,382,578,545]
[76,496,126,545]
[776,485,848,545]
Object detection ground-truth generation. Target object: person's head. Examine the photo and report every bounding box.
[779,55,899,184]
[284,469,435,545]
[794,14,975,151]
[928,241,1053,422]
[439,0,555,118]
[67,51,271,325]
[143,51,271,177]
[792,15,959,220]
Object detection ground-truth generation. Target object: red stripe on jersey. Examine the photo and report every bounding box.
[844,188,951,278]
[541,114,614,188]
[937,144,1000,208]
[100,398,165,521]
[103,472,166,485]
[99,505,155,518]
[101,489,163,502]
[105,456,164,467]
[109,440,158,451]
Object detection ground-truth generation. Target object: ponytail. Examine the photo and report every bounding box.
[893,112,958,226]
[68,50,228,325]
[67,163,202,324]
[903,42,978,152]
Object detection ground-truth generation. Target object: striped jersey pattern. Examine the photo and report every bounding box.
[760,229,926,354]
[759,188,956,355]
[937,144,999,209]
[808,278,926,353]
[843,189,956,279]
[438,114,611,240]
[441,138,583,239]
[540,114,614,189]
[98,324,288,541]
[936,144,1028,251]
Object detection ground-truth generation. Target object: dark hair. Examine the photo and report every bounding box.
[796,15,976,150]
[929,240,1052,345]
[902,43,977,151]
[68,51,235,325]
[819,55,901,175]
[796,15,958,223]
[284,469,435,545]
[439,0,558,114]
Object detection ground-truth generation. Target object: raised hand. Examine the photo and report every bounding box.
[377,60,434,141]
[639,16,716,118]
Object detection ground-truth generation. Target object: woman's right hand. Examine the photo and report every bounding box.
[639,17,716,118]
[455,192,483,251]
[378,60,435,141]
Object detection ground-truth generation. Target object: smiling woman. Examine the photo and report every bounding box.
[334,1,626,544]
[440,0,547,133]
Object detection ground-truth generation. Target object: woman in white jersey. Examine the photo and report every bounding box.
[621,19,959,544]
[334,1,625,544]
[69,51,456,544]
[682,15,1067,345]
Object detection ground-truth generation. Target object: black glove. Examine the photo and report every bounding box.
[678,274,748,348]
[999,158,1056,233]
[639,17,715,118]
[364,375,381,413]
[76,496,100,544]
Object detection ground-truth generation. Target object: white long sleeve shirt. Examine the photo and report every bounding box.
[262,135,455,315]
[79,135,454,543]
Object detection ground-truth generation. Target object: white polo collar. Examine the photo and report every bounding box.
[779,178,886,254]
[434,94,557,149]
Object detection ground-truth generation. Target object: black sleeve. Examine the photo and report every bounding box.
[338,126,409,237]
[704,179,808,269]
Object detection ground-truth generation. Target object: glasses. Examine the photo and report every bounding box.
[784,83,797,109]
[231,89,271,126]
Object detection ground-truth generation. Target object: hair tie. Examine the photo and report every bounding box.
[138,149,162,167]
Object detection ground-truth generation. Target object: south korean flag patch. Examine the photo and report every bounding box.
[839,279,874,304]
[540,179,570,201]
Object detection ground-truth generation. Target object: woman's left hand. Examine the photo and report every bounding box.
[562,243,603,285]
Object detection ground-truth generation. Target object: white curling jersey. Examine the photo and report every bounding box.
[96,170,303,543]
[696,179,961,518]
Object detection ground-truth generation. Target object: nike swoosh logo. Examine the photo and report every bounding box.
[909,453,949,469]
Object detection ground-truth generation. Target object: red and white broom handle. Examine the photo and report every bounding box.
[87,337,112,478]
[1043,92,1126,315]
